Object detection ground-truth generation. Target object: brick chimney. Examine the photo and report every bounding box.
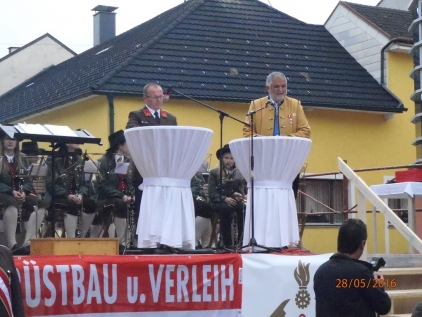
[92,5,118,46]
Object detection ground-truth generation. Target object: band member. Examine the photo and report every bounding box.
[0,135,46,255]
[45,143,97,238]
[97,130,134,252]
[208,144,246,249]
[191,172,215,249]
[0,245,25,316]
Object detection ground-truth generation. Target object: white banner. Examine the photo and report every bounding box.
[241,253,333,317]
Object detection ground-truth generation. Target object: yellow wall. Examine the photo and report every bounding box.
[303,213,409,254]
[25,96,109,160]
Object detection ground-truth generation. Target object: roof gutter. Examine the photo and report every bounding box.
[380,37,413,87]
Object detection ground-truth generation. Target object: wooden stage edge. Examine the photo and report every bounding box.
[27,239,313,256]
[30,238,120,256]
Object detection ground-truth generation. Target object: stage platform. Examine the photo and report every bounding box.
[13,249,332,317]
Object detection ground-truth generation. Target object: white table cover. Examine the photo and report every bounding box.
[125,126,213,249]
[229,136,312,248]
[370,182,422,198]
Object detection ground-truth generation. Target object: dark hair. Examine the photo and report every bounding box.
[337,219,367,254]
[412,302,422,317]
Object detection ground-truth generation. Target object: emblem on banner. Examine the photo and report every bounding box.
[294,260,311,309]
[269,299,289,317]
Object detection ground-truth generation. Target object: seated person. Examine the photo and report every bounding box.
[45,143,97,238]
[96,130,134,251]
[208,144,246,249]
[0,136,46,255]
[191,171,214,249]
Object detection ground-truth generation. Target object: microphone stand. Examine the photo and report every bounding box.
[170,88,250,253]
[243,102,274,253]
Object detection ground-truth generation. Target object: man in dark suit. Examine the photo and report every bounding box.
[125,83,177,251]
[126,83,177,128]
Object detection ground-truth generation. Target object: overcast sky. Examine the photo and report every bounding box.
[0,0,381,59]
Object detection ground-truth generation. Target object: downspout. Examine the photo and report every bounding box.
[380,37,413,86]
[107,94,115,135]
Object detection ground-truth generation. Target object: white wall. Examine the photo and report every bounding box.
[0,36,75,96]
[325,4,389,83]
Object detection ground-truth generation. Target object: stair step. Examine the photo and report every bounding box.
[379,267,422,275]
[369,253,422,268]
[387,314,411,317]
[387,289,422,299]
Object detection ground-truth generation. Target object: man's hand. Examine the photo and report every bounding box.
[13,190,25,202]
[68,194,82,204]
[224,197,237,207]
[373,272,385,286]
[123,195,132,204]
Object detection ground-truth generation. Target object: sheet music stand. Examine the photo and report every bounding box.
[29,164,48,178]
[83,161,101,181]
[0,124,102,238]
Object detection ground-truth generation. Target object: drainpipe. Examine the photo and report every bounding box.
[107,94,115,135]
[380,37,413,86]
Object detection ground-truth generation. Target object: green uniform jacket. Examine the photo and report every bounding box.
[208,167,245,204]
[0,153,33,196]
[45,156,89,207]
[97,154,134,202]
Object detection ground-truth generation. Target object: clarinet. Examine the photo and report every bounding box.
[75,164,83,238]
[127,190,136,248]
[16,174,24,235]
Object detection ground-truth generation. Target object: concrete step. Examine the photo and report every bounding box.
[387,289,422,299]
[369,253,422,268]
[380,267,422,276]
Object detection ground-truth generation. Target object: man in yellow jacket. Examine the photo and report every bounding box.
[243,71,310,138]
[243,71,311,198]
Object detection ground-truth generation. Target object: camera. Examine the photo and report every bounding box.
[370,257,386,272]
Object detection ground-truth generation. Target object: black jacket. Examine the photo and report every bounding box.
[314,253,391,317]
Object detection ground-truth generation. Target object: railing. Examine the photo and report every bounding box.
[338,158,422,259]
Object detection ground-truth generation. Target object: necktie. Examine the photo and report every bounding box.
[154,111,160,124]
[273,103,280,136]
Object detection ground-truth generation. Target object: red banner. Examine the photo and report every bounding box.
[14,254,242,316]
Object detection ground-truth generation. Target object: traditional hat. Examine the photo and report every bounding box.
[216,144,231,160]
[21,141,45,155]
[108,130,126,150]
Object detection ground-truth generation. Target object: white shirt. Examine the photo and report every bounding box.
[146,105,160,118]
[5,154,14,163]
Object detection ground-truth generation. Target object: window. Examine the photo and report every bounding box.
[298,178,343,224]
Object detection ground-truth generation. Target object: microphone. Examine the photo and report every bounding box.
[247,100,270,116]
[164,86,172,102]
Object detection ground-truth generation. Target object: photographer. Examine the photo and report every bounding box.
[313,219,391,317]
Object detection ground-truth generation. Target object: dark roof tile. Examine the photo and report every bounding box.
[344,2,413,38]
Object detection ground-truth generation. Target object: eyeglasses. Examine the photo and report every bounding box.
[145,95,164,100]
